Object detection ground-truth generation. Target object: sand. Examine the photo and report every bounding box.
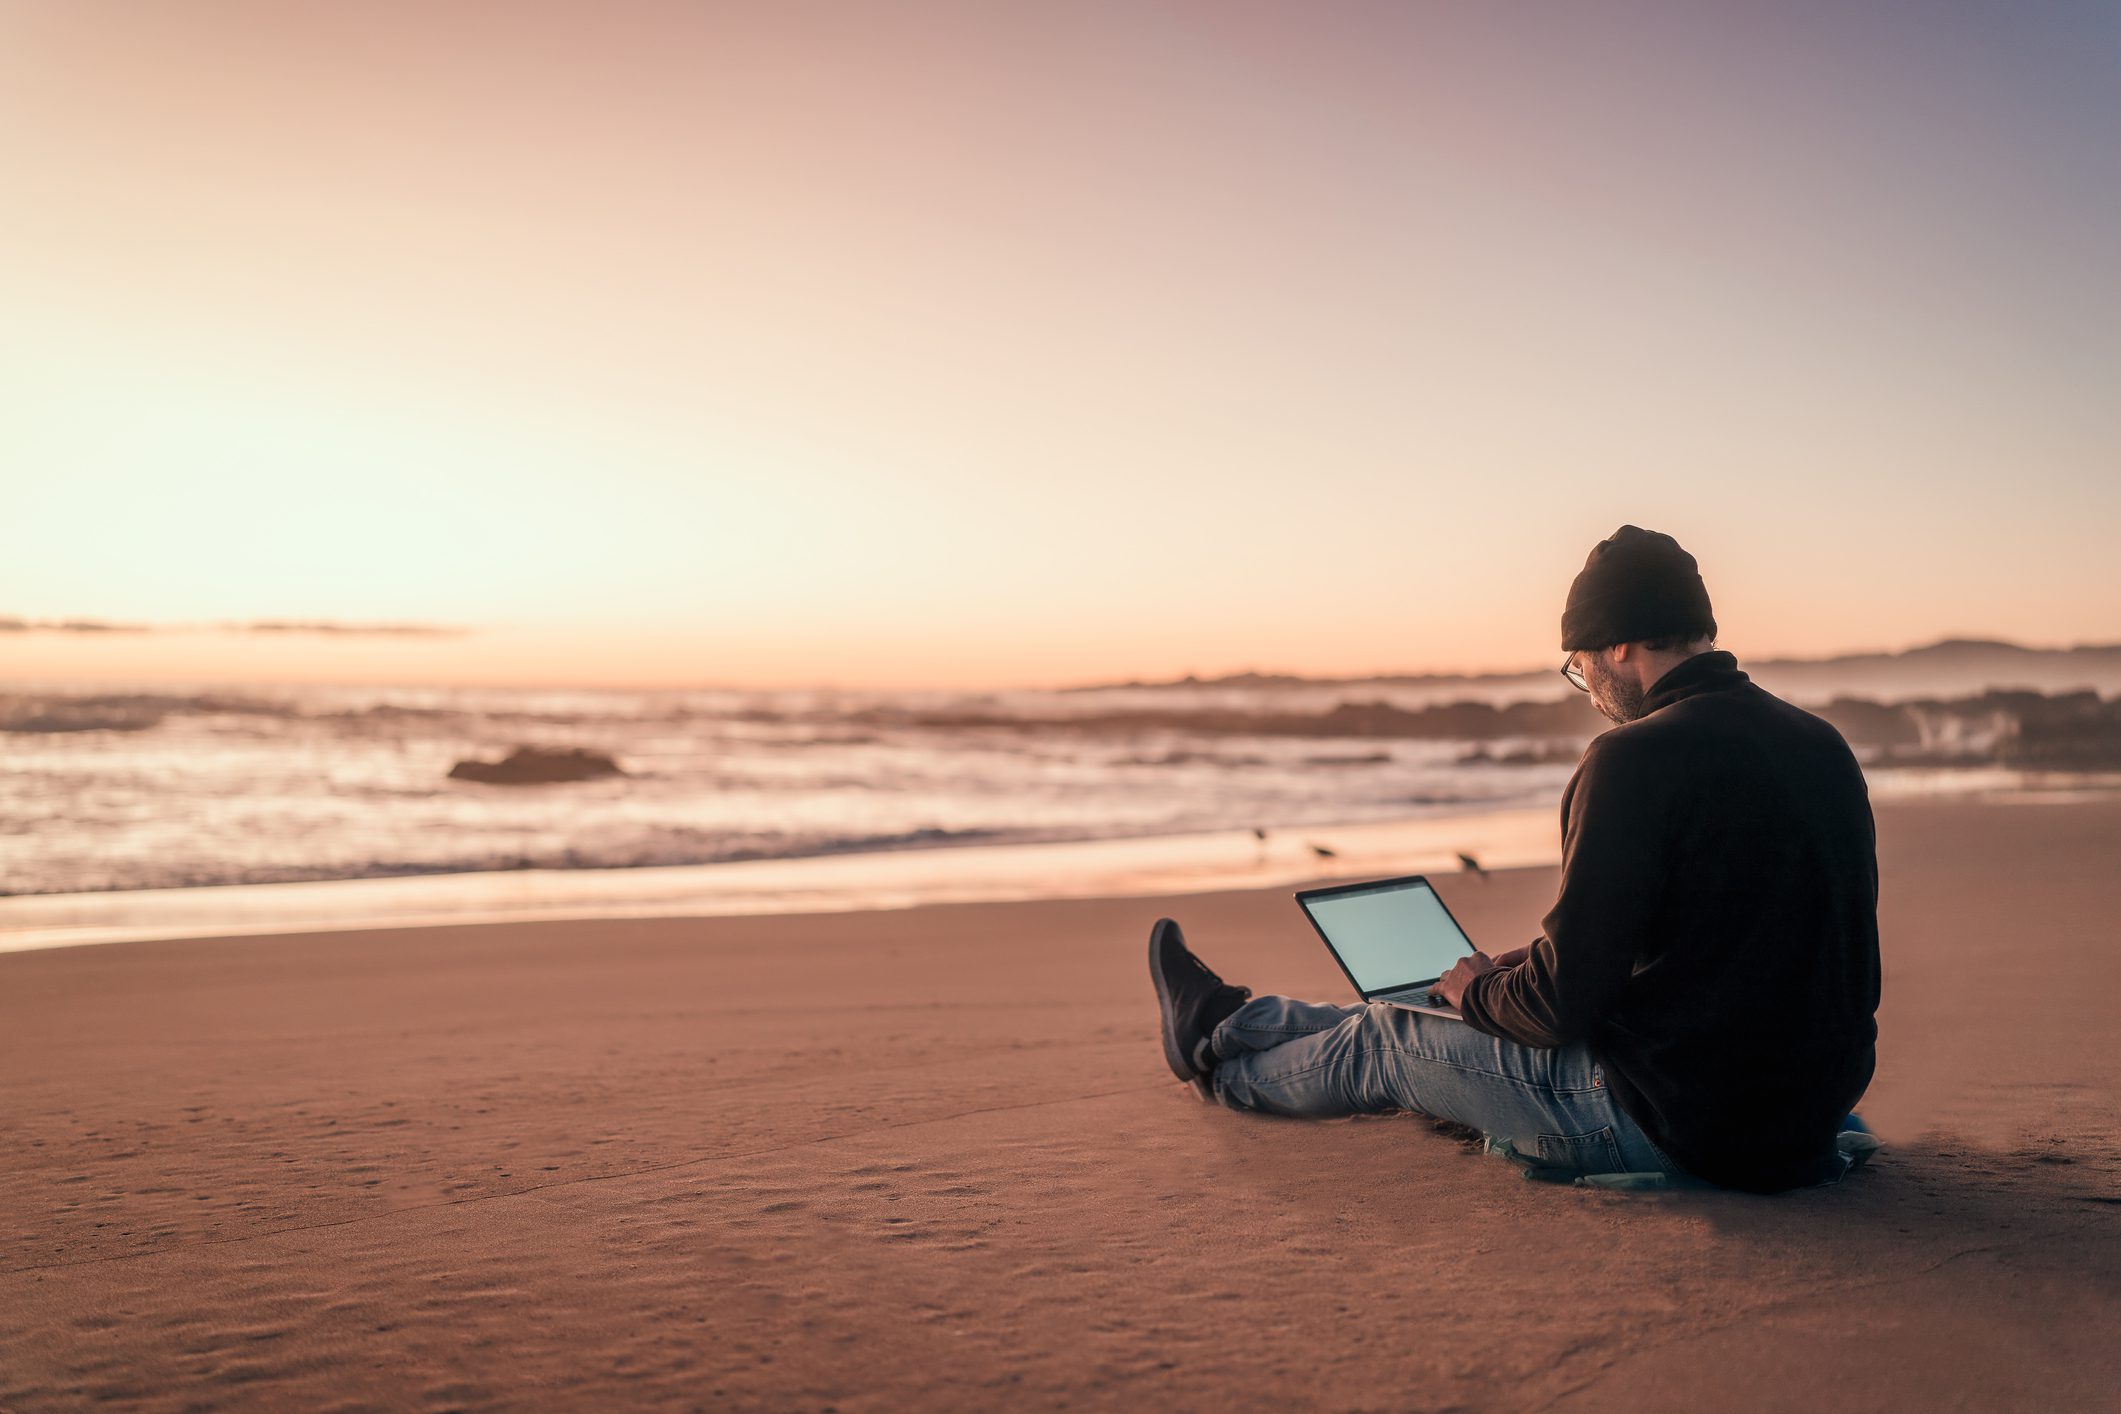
[3,798,2117,1411]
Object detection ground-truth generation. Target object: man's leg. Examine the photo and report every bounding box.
[1209,994,1369,1061]
[1203,994,1672,1177]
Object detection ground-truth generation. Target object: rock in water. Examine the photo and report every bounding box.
[447,745,626,785]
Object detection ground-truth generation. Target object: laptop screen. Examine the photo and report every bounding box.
[1301,877,1472,994]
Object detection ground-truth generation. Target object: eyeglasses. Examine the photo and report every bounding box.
[1560,652,1589,693]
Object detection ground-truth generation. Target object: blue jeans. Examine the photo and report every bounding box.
[1207,995,1680,1179]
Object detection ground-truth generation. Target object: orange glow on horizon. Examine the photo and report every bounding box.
[6,610,2106,694]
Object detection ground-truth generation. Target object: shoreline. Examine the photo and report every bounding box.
[0,804,1562,954]
[8,771,2118,955]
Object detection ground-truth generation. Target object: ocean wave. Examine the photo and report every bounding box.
[0,824,1028,897]
[1814,690,2121,769]
[11,673,2119,900]
[1117,749,1272,767]
[0,692,297,732]
[849,697,1606,740]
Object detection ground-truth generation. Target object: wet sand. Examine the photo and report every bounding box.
[3,798,2117,1410]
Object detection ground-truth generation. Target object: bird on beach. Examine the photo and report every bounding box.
[1307,842,1338,860]
[1251,827,1268,865]
[1457,851,1489,881]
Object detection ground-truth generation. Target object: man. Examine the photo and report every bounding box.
[1150,525,1881,1193]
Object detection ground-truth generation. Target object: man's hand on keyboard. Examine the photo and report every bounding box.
[1434,950,1499,1009]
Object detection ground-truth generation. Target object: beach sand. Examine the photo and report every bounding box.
[3,798,2117,1410]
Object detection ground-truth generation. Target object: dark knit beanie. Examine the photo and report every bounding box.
[1560,525,1717,651]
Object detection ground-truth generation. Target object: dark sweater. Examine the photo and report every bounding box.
[1458,650,1880,1193]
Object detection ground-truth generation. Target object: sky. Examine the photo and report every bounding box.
[3,1,2117,690]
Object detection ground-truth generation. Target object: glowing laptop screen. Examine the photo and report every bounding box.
[1301,878,1472,993]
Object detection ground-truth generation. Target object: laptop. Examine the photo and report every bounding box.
[1295,873,1477,1018]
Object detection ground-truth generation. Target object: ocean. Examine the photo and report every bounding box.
[6,652,2116,949]
[3,676,1586,897]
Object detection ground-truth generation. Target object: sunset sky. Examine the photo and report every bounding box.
[3,2,2116,690]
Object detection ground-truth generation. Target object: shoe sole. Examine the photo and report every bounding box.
[1148,918,1200,1084]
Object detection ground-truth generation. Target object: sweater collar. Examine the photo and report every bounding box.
[1641,649,1747,715]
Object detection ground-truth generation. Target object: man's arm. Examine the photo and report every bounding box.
[1454,736,1674,1047]
[1434,938,1533,1007]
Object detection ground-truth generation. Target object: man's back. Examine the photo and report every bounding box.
[1460,650,1881,1192]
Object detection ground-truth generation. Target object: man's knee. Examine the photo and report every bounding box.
[1354,1001,1453,1060]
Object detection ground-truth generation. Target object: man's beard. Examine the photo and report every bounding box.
[1586,654,1649,724]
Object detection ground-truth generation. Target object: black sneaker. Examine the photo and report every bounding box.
[1149,917,1252,1090]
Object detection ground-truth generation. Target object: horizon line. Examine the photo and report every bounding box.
[11,632,2120,699]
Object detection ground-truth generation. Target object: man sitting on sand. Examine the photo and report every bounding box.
[1150,525,1881,1194]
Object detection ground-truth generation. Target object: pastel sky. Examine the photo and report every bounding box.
[3,2,2116,689]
